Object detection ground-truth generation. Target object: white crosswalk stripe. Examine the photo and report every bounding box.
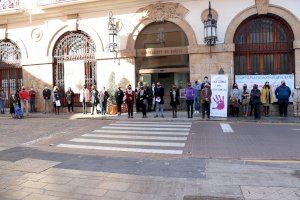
[220,123,234,133]
[57,121,191,155]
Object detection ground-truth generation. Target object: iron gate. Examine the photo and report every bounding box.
[0,39,22,103]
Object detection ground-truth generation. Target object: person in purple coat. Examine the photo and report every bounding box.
[185,82,195,118]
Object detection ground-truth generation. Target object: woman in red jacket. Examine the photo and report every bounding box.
[125,85,135,118]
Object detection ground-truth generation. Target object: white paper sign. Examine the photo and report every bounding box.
[64,61,85,93]
[210,75,229,118]
[235,74,294,102]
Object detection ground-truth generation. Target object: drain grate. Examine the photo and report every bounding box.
[183,196,242,200]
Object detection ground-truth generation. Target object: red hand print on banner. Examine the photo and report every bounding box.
[212,95,225,110]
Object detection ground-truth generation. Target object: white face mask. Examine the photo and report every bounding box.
[296,86,300,89]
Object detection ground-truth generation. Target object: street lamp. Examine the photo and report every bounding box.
[204,1,217,57]
[108,11,118,55]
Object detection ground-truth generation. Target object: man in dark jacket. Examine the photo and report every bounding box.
[250,84,261,120]
[42,86,52,114]
[275,80,291,117]
[154,82,165,118]
[115,87,124,116]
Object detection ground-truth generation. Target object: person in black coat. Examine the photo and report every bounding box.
[250,84,261,120]
[115,87,124,116]
[154,82,165,118]
[170,84,180,118]
[137,85,148,118]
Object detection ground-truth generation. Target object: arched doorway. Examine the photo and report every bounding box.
[135,21,189,104]
[53,31,96,105]
[234,14,295,75]
[0,39,22,101]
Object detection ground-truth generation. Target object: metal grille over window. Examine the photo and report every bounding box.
[53,31,97,90]
[0,39,22,100]
[234,14,294,75]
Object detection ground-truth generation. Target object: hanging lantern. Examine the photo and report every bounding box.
[204,1,217,46]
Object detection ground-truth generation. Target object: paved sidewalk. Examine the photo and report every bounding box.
[0,151,300,200]
[1,111,300,124]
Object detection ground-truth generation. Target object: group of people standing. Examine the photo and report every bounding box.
[230,80,300,119]
[0,86,36,117]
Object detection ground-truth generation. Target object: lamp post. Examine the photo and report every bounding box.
[204,1,217,57]
[108,11,118,57]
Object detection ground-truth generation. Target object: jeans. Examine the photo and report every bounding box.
[155,103,164,117]
[117,103,122,114]
[278,99,289,117]
[186,100,194,118]
[20,100,29,115]
[127,103,133,117]
[172,106,178,118]
[293,102,300,116]
[194,95,200,112]
[253,103,261,119]
[68,103,74,112]
[0,100,5,113]
[44,99,51,113]
[91,102,98,114]
[102,101,107,115]
[242,104,249,116]
[29,99,35,112]
[82,99,87,114]
[202,101,210,118]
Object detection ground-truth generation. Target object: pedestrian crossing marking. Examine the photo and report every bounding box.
[82,134,187,141]
[101,126,190,131]
[57,144,183,155]
[220,123,234,133]
[110,123,191,128]
[70,138,186,147]
[57,121,191,155]
[93,130,189,136]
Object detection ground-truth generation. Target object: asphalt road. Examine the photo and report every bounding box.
[1,117,300,160]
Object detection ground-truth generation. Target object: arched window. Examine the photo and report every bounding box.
[53,31,96,90]
[0,39,22,98]
[234,14,294,75]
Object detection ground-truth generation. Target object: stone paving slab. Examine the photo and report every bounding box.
[241,186,300,200]
[1,158,61,173]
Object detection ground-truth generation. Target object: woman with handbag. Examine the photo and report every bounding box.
[90,85,99,115]
[65,87,75,113]
[261,81,273,117]
[125,85,135,118]
[137,85,148,118]
[241,84,250,117]
[170,84,180,118]
[53,86,61,115]
[230,83,241,117]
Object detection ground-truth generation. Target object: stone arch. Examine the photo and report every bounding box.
[47,23,104,58]
[224,5,300,44]
[126,17,197,52]
[6,33,28,60]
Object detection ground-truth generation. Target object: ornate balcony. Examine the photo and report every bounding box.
[0,0,21,12]
[37,0,78,6]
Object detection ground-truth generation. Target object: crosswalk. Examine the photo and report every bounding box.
[57,121,192,155]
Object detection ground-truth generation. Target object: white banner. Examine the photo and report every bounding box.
[235,74,294,102]
[64,61,85,93]
[210,75,229,118]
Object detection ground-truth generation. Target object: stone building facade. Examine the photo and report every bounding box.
[0,0,299,111]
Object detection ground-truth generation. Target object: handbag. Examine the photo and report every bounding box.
[55,100,61,107]
[96,104,101,111]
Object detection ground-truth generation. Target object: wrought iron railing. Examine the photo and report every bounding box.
[0,0,21,11]
[37,0,78,6]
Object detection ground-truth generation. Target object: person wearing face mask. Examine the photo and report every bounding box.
[137,85,148,118]
[185,82,195,118]
[0,88,6,114]
[275,80,291,117]
[201,76,210,90]
[292,84,300,117]
[125,85,135,118]
[193,80,201,114]
[250,84,261,120]
[19,86,29,116]
[154,82,165,118]
[201,83,212,119]
[170,84,180,118]
[241,84,250,117]
[230,83,241,117]
[29,87,36,113]
[261,81,273,117]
